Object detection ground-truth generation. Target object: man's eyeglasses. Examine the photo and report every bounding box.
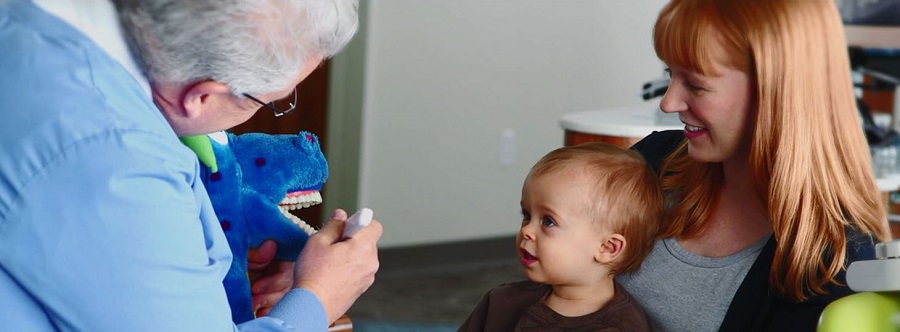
[243,87,298,117]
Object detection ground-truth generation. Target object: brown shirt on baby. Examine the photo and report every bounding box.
[458,280,650,332]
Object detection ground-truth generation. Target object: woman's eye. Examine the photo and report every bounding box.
[541,216,556,227]
[685,81,703,91]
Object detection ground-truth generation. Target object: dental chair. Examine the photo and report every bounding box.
[818,240,900,331]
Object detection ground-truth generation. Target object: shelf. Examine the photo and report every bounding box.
[889,214,900,223]
[846,25,900,49]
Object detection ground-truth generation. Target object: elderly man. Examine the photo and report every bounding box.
[0,0,381,330]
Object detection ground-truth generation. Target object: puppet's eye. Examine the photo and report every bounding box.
[255,158,266,166]
[293,134,315,153]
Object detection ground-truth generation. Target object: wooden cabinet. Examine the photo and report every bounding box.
[559,106,682,148]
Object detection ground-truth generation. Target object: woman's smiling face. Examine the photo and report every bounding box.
[659,53,755,164]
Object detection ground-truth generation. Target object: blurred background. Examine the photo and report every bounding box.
[229,1,900,329]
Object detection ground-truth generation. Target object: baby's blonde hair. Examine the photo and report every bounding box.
[528,143,663,274]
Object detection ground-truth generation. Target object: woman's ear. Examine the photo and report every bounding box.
[595,233,626,264]
[182,80,233,119]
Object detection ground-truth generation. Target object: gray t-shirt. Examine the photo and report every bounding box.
[616,236,770,332]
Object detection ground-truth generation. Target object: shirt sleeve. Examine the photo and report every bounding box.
[0,129,325,331]
[256,289,328,331]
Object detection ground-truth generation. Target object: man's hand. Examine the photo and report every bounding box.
[294,209,382,324]
[248,240,294,317]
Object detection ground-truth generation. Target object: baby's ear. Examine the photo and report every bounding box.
[595,233,626,264]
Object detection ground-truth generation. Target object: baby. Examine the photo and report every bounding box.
[459,142,662,331]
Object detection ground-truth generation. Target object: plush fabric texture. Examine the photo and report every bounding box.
[189,131,328,323]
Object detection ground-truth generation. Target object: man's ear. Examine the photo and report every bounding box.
[595,233,626,264]
[182,80,233,119]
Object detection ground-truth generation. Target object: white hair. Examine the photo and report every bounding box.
[113,0,358,95]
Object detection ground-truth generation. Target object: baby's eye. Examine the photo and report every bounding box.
[521,211,531,225]
[541,216,556,227]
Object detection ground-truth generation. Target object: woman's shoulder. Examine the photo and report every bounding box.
[631,130,684,172]
[845,227,878,261]
[803,227,879,305]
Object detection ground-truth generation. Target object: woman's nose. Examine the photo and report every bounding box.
[659,85,687,114]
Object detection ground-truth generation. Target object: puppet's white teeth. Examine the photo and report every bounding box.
[288,202,315,210]
[279,191,323,208]
[276,191,323,236]
[279,208,318,236]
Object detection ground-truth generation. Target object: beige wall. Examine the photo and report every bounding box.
[353,1,669,247]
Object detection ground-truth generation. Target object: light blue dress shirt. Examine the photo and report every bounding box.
[0,0,326,330]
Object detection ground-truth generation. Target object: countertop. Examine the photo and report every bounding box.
[559,104,683,137]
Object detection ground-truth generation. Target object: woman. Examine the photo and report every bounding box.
[616,0,892,331]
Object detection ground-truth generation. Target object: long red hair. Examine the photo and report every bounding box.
[654,0,890,302]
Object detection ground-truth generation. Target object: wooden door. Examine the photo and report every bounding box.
[230,61,330,228]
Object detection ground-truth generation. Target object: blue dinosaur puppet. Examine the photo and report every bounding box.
[181,131,328,323]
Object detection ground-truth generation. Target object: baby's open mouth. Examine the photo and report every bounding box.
[520,249,537,261]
